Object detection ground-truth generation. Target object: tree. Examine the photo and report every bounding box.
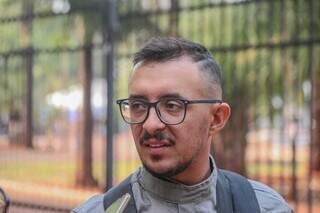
[314,57,320,173]
[68,0,104,187]
[75,40,97,187]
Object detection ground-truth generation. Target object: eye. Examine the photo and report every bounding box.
[129,100,147,112]
[162,99,184,112]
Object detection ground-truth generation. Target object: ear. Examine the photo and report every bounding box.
[209,103,231,135]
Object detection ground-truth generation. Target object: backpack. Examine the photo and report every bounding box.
[103,169,261,213]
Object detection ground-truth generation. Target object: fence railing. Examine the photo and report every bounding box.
[0,0,319,212]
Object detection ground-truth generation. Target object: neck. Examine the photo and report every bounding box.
[140,162,215,203]
[170,157,211,185]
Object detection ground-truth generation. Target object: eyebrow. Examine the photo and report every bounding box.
[128,95,147,100]
[160,93,187,100]
[128,93,188,101]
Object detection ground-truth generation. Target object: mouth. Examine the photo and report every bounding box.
[143,139,171,148]
[142,139,172,155]
[145,143,170,148]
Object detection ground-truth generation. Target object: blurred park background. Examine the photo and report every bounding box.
[0,0,319,212]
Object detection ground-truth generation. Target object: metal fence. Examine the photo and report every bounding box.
[0,0,319,212]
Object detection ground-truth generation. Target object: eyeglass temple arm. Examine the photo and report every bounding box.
[187,100,223,104]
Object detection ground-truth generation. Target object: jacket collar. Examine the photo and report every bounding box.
[138,156,218,204]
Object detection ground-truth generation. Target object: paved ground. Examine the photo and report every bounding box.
[0,132,139,213]
[0,143,101,213]
[9,206,54,213]
[1,135,320,213]
[0,178,100,212]
[9,204,69,213]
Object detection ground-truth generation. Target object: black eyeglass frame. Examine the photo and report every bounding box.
[116,98,223,125]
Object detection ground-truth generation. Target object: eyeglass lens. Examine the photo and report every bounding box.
[120,99,186,125]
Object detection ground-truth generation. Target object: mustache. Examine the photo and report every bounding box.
[140,131,174,144]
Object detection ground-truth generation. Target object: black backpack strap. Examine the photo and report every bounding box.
[103,175,138,213]
[218,169,261,213]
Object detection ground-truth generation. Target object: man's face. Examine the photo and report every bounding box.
[129,56,215,182]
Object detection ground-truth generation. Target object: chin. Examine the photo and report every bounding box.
[143,158,191,179]
[144,164,176,178]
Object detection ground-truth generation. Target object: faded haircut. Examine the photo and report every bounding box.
[133,37,222,98]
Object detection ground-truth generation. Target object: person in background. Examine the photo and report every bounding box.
[73,37,293,213]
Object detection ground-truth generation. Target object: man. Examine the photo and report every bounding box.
[73,37,292,212]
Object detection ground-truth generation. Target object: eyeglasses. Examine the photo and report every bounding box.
[116,98,222,125]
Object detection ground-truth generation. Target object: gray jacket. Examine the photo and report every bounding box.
[72,166,292,213]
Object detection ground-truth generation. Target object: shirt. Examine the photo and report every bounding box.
[131,157,292,213]
[72,157,293,213]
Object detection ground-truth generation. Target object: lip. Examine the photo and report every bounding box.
[142,139,171,155]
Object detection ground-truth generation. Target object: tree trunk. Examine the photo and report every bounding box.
[313,60,320,172]
[212,88,249,176]
[75,45,97,187]
[222,103,248,175]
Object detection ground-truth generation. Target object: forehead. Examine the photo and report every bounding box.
[129,56,207,100]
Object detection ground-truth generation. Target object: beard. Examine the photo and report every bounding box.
[138,130,204,181]
[139,130,193,179]
[142,157,193,179]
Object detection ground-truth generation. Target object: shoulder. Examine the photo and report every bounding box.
[249,179,293,213]
[72,174,136,213]
[71,194,104,213]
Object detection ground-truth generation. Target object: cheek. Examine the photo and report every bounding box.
[184,109,211,134]
[131,125,142,142]
[177,112,211,146]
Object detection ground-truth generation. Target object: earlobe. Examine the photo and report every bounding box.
[209,103,231,135]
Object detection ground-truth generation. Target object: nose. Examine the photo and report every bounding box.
[142,107,166,135]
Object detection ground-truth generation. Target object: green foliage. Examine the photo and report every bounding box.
[0,0,20,16]
[0,158,140,186]
[0,160,75,185]
[0,0,319,180]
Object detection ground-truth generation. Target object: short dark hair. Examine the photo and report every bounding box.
[133,37,222,97]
